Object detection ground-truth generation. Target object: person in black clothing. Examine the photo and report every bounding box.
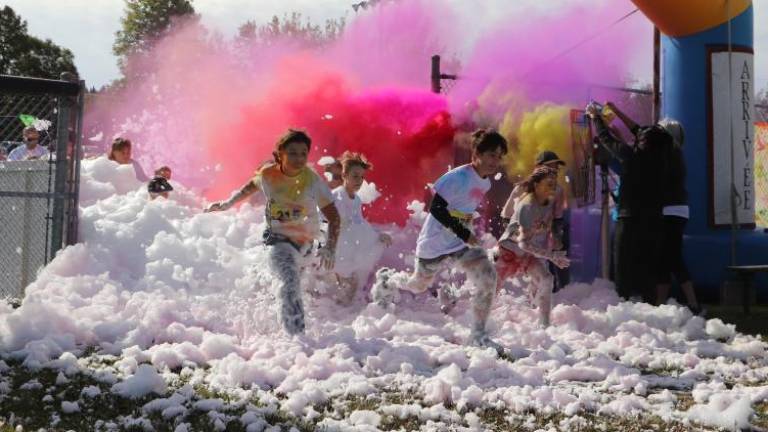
[148,166,174,200]
[655,119,702,315]
[588,102,672,302]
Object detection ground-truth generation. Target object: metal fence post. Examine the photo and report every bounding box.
[49,93,73,260]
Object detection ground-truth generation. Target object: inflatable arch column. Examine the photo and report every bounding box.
[629,0,766,292]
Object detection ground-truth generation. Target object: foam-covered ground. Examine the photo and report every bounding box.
[1,158,767,431]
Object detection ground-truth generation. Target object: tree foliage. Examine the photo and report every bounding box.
[113,0,196,68]
[237,12,345,47]
[0,6,78,79]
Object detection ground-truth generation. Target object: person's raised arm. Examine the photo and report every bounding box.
[606,102,639,134]
[500,186,522,220]
[588,103,631,162]
[205,180,259,212]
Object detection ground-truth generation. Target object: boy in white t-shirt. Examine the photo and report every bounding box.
[331,151,392,304]
[401,129,507,351]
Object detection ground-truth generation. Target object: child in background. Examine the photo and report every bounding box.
[206,129,340,335]
[496,165,570,327]
[108,137,149,181]
[324,159,344,190]
[332,151,392,305]
[148,166,173,199]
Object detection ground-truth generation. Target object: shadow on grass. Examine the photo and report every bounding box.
[704,304,768,338]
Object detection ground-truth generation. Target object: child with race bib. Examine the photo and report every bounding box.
[206,129,340,335]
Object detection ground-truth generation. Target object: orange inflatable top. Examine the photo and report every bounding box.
[631,0,751,37]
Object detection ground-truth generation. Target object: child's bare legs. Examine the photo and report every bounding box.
[528,260,554,327]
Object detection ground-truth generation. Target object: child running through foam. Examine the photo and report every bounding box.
[496,165,570,327]
[206,129,340,336]
[399,129,507,351]
[331,151,392,305]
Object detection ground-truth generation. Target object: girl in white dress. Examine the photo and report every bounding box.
[332,151,392,304]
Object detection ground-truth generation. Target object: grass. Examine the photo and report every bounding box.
[1,305,767,431]
[2,352,763,432]
[0,355,311,432]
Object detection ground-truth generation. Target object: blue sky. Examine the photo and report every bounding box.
[1,0,766,93]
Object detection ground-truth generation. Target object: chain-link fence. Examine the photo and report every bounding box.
[755,103,768,227]
[0,74,84,301]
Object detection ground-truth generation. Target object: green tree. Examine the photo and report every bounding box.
[237,12,345,47]
[113,0,196,69]
[0,6,77,79]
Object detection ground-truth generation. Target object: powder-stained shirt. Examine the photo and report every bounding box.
[499,193,554,253]
[252,163,334,246]
[416,164,490,259]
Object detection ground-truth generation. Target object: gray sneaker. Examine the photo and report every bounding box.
[438,285,457,314]
[371,267,398,307]
[470,331,505,356]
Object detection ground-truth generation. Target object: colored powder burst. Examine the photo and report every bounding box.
[501,104,572,178]
[84,0,650,227]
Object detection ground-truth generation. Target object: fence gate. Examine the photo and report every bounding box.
[0,75,84,301]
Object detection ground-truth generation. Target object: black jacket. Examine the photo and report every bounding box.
[594,121,668,218]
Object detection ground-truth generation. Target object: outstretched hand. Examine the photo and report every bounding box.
[205,201,229,213]
[318,246,335,271]
[551,251,570,269]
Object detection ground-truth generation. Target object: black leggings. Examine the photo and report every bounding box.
[614,216,661,302]
[657,215,691,284]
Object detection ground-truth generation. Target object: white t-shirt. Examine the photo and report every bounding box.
[415,164,490,259]
[333,187,365,228]
[8,145,49,161]
[662,205,689,219]
[332,186,384,278]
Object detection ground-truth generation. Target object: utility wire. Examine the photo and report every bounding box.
[519,8,641,80]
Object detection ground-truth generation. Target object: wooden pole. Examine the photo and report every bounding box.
[652,26,661,123]
[431,55,441,94]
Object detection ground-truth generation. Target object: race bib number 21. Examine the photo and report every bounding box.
[269,202,306,222]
